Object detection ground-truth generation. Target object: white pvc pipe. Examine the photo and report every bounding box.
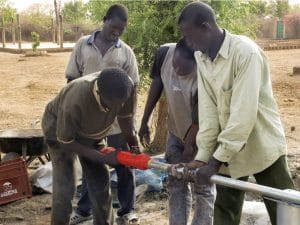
[210,175,300,205]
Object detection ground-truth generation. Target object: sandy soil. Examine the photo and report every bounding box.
[0,49,299,225]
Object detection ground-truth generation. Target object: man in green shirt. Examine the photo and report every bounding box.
[177,2,294,225]
[42,68,139,225]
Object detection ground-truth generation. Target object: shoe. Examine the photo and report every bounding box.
[69,211,93,225]
[120,212,140,225]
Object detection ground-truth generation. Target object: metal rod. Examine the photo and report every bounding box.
[148,160,169,171]
[210,175,300,205]
[148,159,300,205]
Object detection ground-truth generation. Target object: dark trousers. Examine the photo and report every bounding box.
[214,155,295,225]
[49,145,113,225]
[76,133,136,217]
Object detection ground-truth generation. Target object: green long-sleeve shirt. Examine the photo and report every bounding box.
[195,30,287,178]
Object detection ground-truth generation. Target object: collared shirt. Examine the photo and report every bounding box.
[194,30,287,178]
[151,43,197,140]
[42,72,134,144]
[65,30,139,135]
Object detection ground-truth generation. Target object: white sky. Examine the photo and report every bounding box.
[10,0,74,12]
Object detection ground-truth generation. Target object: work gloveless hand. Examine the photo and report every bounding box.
[138,122,150,148]
[127,133,142,154]
[98,148,120,167]
[167,160,205,181]
[194,157,222,185]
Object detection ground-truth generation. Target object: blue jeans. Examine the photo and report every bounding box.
[166,132,214,225]
[76,133,136,217]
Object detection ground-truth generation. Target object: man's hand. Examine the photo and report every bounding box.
[168,160,205,181]
[183,160,206,182]
[130,145,142,154]
[98,149,120,167]
[138,122,150,147]
[194,157,222,185]
[185,160,206,170]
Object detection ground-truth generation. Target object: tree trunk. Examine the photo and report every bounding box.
[59,14,63,48]
[17,14,21,49]
[51,18,55,43]
[148,95,168,154]
[11,17,15,44]
[2,15,6,48]
[54,0,60,45]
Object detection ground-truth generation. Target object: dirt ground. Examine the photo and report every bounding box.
[0,48,299,225]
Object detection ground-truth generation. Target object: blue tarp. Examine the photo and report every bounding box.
[110,157,168,192]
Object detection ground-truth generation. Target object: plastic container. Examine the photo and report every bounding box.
[0,157,32,205]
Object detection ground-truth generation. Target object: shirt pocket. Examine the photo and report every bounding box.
[218,88,232,129]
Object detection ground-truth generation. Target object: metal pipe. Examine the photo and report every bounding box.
[148,159,300,205]
[148,159,169,171]
[210,175,300,205]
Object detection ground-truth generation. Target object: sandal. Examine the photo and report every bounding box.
[121,212,140,225]
[69,211,93,225]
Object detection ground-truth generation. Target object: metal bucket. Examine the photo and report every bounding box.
[275,189,300,225]
[277,201,300,225]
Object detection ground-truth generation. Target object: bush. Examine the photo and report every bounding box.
[31,31,40,52]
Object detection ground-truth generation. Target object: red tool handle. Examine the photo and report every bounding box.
[100,147,151,170]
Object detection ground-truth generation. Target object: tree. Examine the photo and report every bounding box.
[86,0,271,153]
[53,0,61,44]
[62,0,88,24]
[31,31,40,52]
[209,0,260,38]
[275,0,289,18]
[1,0,16,23]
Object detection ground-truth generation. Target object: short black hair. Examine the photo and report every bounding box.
[175,38,195,61]
[97,68,133,100]
[178,2,216,26]
[103,4,128,22]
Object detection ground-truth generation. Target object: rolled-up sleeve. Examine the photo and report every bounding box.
[213,52,262,162]
[195,74,220,163]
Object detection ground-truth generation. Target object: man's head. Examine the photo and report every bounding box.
[102,4,128,43]
[172,38,196,76]
[97,68,133,110]
[178,2,217,52]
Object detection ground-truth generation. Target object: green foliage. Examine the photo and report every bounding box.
[0,0,16,24]
[275,0,289,18]
[0,0,9,8]
[31,31,40,52]
[62,0,88,24]
[265,0,290,18]
[86,0,290,88]
[21,4,53,32]
[289,3,300,14]
[87,0,186,88]
[209,0,260,38]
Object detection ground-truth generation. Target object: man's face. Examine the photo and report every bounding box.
[102,17,127,43]
[100,95,127,111]
[179,21,210,52]
[172,50,196,76]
